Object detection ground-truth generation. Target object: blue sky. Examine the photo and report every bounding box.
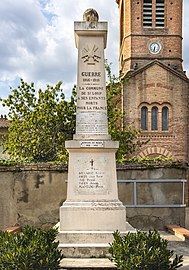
[0,0,189,115]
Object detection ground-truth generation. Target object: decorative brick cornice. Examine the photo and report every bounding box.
[124,59,189,82]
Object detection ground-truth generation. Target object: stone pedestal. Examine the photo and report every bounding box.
[58,9,127,257]
[60,141,126,232]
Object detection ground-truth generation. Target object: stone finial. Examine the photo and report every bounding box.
[83,8,99,22]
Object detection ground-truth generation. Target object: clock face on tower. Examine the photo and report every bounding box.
[149,42,161,54]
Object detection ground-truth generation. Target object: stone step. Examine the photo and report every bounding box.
[60,258,116,269]
[56,222,136,245]
[57,231,115,244]
[166,225,189,240]
[59,243,110,258]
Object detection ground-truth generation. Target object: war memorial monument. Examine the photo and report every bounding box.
[57,9,127,257]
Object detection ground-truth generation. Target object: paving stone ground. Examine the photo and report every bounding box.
[161,231,189,270]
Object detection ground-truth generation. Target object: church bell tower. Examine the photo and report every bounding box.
[116,0,189,162]
[116,0,183,75]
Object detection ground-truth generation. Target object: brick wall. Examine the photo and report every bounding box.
[123,61,189,161]
[118,0,183,73]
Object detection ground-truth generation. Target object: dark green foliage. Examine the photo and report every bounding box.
[109,230,183,270]
[0,159,18,166]
[124,156,181,168]
[0,226,63,270]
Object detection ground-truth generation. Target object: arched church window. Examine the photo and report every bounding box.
[141,106,148,130]
[162,106,169,131]
[156,0,164,27]
[151,106,158,130]
[143,0,152,27]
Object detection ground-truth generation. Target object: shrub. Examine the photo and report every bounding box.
[109,230,183,270]
[0,226,63,270]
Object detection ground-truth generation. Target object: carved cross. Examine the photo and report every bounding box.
[90,159,94,167]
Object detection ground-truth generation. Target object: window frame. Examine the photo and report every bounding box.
[141,106,148,130]
[151,106,158,131]
[139,103,171,133]
[162,106,169,131]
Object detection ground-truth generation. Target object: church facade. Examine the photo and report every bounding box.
[116,0,189,162]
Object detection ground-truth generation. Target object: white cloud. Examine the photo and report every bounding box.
[0,0,119,112]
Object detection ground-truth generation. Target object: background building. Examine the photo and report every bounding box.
[116,0,189,161]
[0,115,9,157]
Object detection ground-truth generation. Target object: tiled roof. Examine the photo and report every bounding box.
[0,115,9,128]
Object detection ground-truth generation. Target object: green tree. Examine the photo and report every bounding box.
[0,66,146,163]
[0,79,76,163]
[106,62,147,162]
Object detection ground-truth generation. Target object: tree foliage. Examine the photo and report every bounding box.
[106,62,147,162]
[0,79,76,163]
[0,65,146,163]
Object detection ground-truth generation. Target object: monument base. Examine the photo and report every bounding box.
[60,140,126,232]
[58,140,128,257]
[57,222,135,258]
[60,201,126,231]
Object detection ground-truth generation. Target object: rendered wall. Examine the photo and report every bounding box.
[0,164,187,230]
[117,165,187,229]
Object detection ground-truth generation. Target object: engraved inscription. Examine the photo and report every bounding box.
[78,169,104,190]
[76,38,108,135]
[80,141,104,148]
[76,113,108,134]
[74,157,110,194]
[77,85,107,112]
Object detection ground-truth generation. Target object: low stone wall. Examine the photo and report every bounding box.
[0,165,67,230]
[117,165,187,229]
[0,164,188,230]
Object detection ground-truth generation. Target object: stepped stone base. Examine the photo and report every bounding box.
[60,202,126,231]
[59,243,109,258]
[57,222,135,258]
[60,258,117,269]
[57,231,115,258]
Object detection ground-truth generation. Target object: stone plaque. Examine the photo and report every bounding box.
[74,157,110,195]
[80,141,104,147]
[76,113,108,134]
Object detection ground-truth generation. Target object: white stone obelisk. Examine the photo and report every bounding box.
[58,9,126,256]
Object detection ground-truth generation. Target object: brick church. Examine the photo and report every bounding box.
[116,0,189,162]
